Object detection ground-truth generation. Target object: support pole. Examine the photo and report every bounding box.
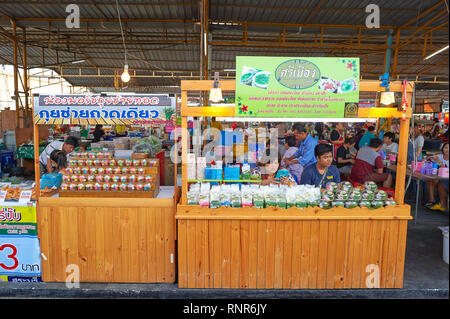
[22,27,30,127]
[12,19,19,128]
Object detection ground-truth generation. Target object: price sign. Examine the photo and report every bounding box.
[0,191,6,204]
[18,191,32,205]
[0,235,41,276]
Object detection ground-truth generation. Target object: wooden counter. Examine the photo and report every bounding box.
[176,204,412,289]
[38,194,177,283]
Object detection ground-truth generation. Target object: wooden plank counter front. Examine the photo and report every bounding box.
[38,196,177,283]
[176,204,412,289]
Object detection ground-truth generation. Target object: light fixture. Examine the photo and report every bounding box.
[424,44,449,60]
[209,72,223,103]
[71,59,86,64]
[121,64,130,83]
[380,91,395,106]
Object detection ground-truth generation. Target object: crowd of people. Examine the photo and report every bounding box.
[258,120,449,212]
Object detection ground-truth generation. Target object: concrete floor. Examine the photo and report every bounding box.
[0,199,448,299]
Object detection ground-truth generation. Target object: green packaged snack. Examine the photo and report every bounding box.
[231,195,241,208]
[338,181,353,192]
[345,201,358,209]
[348,191,362,201]
[319,201,332,209]
[364,181,378,192]
[359,200,371,208]
[371,200,384,209]
[332,200,345,208]
[335,190,349,201]
[326,182,338,192]
[321,191,335,201]
[308,199,320,208]
[385,199,397,206]
[296,201,308,209]
[287,202,296,209]
[276,195,287,209]
[210,200,221,209]
[361,190,375,201]
[254,200,264,209]
[374,190,388,201]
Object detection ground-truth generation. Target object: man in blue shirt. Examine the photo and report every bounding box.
[300,143,341,189]
[284,124,318,170]
[358,125,376,148]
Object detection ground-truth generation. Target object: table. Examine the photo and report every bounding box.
[387,164,449,223]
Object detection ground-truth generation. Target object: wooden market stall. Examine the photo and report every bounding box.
[176,79,414,289]
[33,93,179,283]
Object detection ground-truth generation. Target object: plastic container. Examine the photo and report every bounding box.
[224,166,240,181]
[204,167,222,180]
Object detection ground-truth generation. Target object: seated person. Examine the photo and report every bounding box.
[350,138,393,188]
[358,126,376,148]
[336,137,356,176]
[381,132,399,155]
[281,135,303,183]
[259,149,297,186]
[426,142,449,212]
[300,143,340,189]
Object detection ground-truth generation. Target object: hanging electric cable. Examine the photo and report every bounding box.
[115,0,130,83]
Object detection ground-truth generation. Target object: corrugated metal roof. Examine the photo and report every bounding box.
[0,0,447,92]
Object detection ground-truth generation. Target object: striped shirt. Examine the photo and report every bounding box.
[39,141,64,166]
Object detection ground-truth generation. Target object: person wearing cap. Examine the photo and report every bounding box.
[39,136,79,176]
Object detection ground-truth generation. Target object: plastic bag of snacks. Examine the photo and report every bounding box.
[241,193,253,207]
[231,193,242,208]
[253,193,265,209]
[199,194,210,208]
[187,185,199,205]
[276,194,287,209]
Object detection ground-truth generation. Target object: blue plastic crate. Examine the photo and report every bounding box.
[224,166,240,181]
[204,167,222,180]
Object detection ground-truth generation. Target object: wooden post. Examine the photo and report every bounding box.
[181,90,188,205]
[33,112,40,199]
[394,86,413,205]
[22,27,30,127]
[12,19,19,128]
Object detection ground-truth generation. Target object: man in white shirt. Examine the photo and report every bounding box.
[38,136,78,176]
[381,132,399,154]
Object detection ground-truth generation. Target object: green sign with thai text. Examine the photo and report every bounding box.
[235,56,360,118]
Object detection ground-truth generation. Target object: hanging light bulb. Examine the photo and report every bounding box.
[121,64,130,83]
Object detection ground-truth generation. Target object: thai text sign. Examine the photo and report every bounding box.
[0,206,41,280]
[0,235,41,277]
[235,57,360,118]
[0,206,38,236]
[33,94,176,125]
